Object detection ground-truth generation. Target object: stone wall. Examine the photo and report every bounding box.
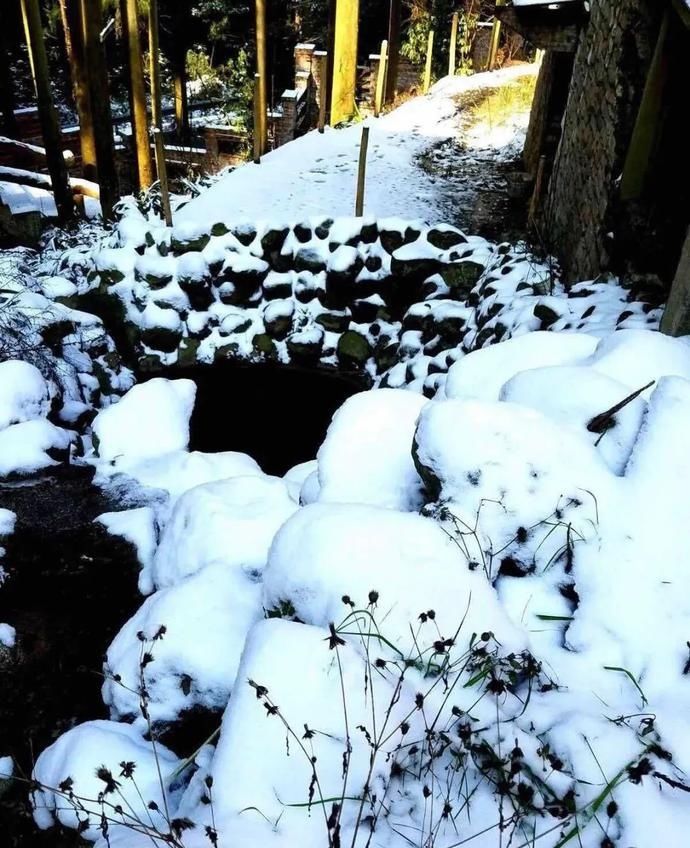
[541,0,663,282]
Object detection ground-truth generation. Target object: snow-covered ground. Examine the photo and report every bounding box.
[177,64,538,228]
[2,65,690,848]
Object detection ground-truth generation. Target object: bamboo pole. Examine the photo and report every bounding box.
[423,29,435,94]
[487,17,502,71]
[124,0,153,188]
[80,0,118,218]
[148,0,162,129]
[253,73,262,163]
[318,54,328,133]
[355,125,369,216]
[374,40,389,118]
[385,0,401,104]
[20,0,74,221]
[449,12,459,77]
[152,129,172,226]
[255,0,268,155]
[147,0,171,225]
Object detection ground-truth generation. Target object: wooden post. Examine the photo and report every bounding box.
[374,40,389,118]
[318,54,328,132]
[449,12,459,77]
[660,228,690,337]
[124,0,153,189]
[20,0,74,221]
[620,11,670,201]
[153,129,172,226]
[147,0,171,224]
[487,18,502,71]
[253,73,263,163]
[355,125,369,216]
[423,29,434,94]
[255,0,268,155]
[528,154,546,225]
[385,0,401,104]
[330,0,360,125]
[81,0,118,218]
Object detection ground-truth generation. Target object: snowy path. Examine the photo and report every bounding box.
[177,63,538,229]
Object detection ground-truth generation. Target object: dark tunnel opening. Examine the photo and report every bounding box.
[149,363,367,476]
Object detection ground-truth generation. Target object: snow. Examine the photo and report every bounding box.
[32,720,182,841]
[0,622,16,647]
[103,561,263,728]
[316,389,428,511]
[264,502,525,654]
[177,65,539,229]
[0,360,51,429]
[92,379,196,463]
[283,459,317,502]
[445,330,599,400]
[95,507,158,573]
[0,508,16,537]
[0,419,73,477]
[142,474,297,593]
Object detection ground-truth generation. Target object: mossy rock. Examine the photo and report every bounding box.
[287,332,324,362]
[263,313,293,340]
[232,224,257,246]
[315,219,333,240]
[91,360,115,394]
[294,248,327,273]
[178,277,214,310]
[40,320,77,350]
[98,268,125,286]
[170,233,211,254]
[143,271,173,289]
[214,341,241,361]
[364,254,383,272]
[263,278,293,300]
[337,331,372,369]
[374,342,399,373]
[427,226,467,251]
[315,311,351,333]
[534,303,560,328]
[390,254,443,282]
[144,231,155,247]
[261,226,289,255]
[441,261,485,296]
[293,222,312,243]
[140,326,182,353]
[211,222,229,237]
[177,338,201,368]
[138,353,165,373]
[252,332,278,358]
[219,316,253,336]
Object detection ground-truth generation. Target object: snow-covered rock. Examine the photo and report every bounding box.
[0,419,73,478]
[144,474,297,593]
[95,507,158,573]
[316,389,427,511]
[32,720,182,841]
[0,360,51,430]
[264,502,525,653]
[92,378,196,462]
[103,561,263,727]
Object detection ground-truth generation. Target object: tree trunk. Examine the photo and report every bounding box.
[330,0,360,125]
[0,24,18,137]
[57,0,97,180]
[123,0,153,188]
[20,0,73,221]
[172,59,189,140]
[385,0,401,104]
[254,0,268,154]
[148,0,172,226]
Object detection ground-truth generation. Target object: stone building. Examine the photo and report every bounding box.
[499,0,690,332]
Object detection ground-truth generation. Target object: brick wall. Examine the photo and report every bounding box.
[541,0,662,282]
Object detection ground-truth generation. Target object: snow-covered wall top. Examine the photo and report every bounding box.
[77,211,661,396]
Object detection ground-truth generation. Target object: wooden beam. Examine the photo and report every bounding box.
[147,0,171,225]
[660,227,690,336]
[330,0,360,125]
[355,125,369,216]
[20,0,73,221]
[620,11,670,201]
[487,18,502,71]
[494,6,582,53]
